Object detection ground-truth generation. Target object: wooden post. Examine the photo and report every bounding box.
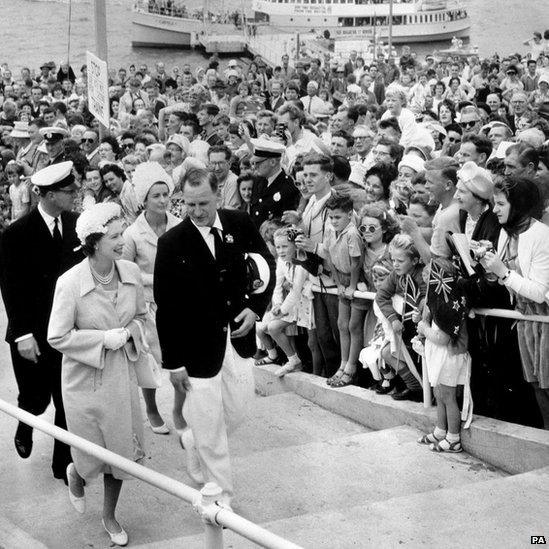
[93,0,108,138]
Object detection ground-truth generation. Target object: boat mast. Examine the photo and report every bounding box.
[388,0,393,56]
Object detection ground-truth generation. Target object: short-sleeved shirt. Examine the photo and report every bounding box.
[320,222,362,274]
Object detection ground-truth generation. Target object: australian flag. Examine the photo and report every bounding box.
[427,259,468,342]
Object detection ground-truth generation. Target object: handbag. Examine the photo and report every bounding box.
[133,320,162,389]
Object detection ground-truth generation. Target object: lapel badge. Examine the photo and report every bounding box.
[273,192,281,202]
[225,234,234,244]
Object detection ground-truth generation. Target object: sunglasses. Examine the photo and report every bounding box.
[82,138,96,143]
[122,142,134,148]
[459,121,478,129]
[358,224,380,236]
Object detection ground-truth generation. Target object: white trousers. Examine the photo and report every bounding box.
[183,334,254,499]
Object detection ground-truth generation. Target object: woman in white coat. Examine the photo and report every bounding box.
[484,176,549,430]
[48,203,148,546]
[122,162,183,435]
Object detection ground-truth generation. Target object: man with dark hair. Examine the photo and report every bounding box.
[294,153,340,378]
[0,162,83,483]
[330,130,354,157]
[458,134,492,167]
[197,103,222,146]
[154,167,275,508]
[377,117,402,143]
[208,145,240,209]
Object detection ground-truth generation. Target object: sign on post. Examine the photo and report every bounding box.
[86,51,109,128]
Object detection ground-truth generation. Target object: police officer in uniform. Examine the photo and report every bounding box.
[0,161,83,483]
[249,137,300,227]
[40,126,69,165]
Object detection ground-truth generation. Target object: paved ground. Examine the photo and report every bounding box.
[1,296,548,549]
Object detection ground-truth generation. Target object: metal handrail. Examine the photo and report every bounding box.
[311,285,549,323]
[0,399,303,549]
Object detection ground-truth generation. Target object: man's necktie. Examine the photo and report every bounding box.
[210,227,222,260]
[53,217,62,248]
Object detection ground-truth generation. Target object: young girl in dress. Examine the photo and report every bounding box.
[256,227,314,377]
[417,262,472,452]
[375,234,426,401]
[6,161,30,221]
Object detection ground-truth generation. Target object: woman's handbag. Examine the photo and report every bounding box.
[133,320,162,389]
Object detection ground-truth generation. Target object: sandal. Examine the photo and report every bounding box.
[255,356,278,366]
[430,438,463,453]
[417,432,444,445]
[331,371,356,388]
[326,368,345,386]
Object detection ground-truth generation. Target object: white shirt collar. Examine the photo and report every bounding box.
[37,202,62,234]
[191,212,223,237]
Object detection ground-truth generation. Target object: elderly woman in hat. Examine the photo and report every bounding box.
[122,162,184,436]
[48,202,149,546]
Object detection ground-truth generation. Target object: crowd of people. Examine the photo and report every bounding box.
[1,33,549,545]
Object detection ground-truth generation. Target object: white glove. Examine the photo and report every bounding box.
[104,328,130,350]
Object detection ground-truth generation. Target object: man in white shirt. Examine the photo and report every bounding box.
[300,81,326,116]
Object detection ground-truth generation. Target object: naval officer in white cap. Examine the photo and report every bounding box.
[0,161,83,483]
[249,137,300,227]
[40,126,70,166]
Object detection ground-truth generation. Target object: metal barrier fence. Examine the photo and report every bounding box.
[0,399,303,549]
[311,284,549,409]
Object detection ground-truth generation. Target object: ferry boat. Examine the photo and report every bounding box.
[132,0,470,49]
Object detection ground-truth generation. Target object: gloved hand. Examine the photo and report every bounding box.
[104,328,130,350]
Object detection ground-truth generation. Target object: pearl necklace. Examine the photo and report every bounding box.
[90,262,115,285]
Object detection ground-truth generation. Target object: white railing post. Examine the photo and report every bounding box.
[194,482,224,549]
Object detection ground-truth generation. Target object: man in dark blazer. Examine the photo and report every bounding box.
[249,137,300,227]
[154,167,275,506]
[0,161,83,483]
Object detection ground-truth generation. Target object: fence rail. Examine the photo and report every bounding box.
[0,398,303,549]
[311,285,549,323]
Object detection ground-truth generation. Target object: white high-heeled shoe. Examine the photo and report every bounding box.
[66,463,86,514]
[102,519,128,546]
[150,422,170,435]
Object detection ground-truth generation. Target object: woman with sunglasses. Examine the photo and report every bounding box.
[357,203,399,346]
[483,176,549,429]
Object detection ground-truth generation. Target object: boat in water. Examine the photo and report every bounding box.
[132,0,470,49]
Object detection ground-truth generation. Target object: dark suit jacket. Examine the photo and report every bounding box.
[154,209,275,378]
[267,95,285,113]
[0,207,83,344]
[249,170,300,227]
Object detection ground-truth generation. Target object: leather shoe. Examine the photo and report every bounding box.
[391,388,422,402]
[14,422,33,459]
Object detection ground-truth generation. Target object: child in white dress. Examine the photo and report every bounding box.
[256,228,314,377]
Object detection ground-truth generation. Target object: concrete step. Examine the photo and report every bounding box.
[254,364,549,475]
[0,391,365,548]
[171,466,549,549]
[133,424,505,549]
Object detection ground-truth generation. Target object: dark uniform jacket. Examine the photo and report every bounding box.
[249,170,300,227]
[0,208,83,345]
[154,209,275,378]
